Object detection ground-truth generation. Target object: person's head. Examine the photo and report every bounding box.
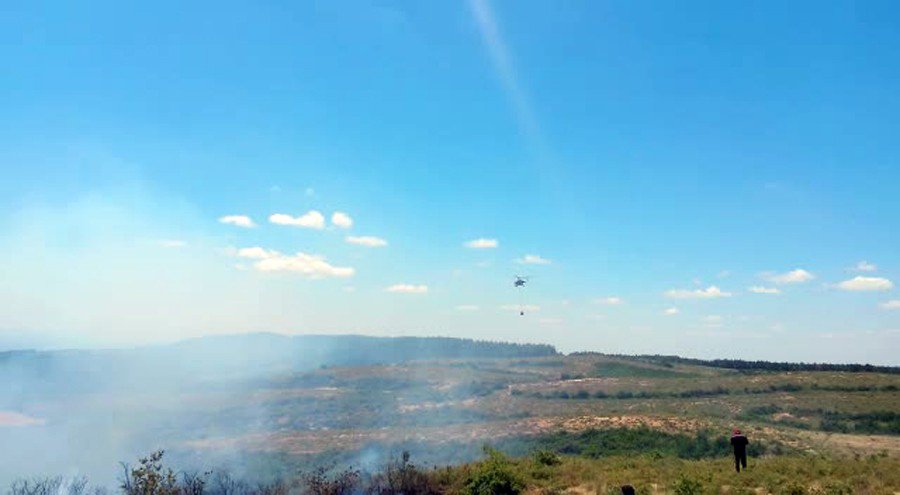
[733,428,741,435]
[621,486,635,495]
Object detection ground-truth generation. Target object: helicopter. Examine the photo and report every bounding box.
[513,275,529,315]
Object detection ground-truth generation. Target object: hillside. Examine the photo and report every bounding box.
[1,338,899,491]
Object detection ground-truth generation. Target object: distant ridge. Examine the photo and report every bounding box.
[0,334,558,396]
[571,352,900,374]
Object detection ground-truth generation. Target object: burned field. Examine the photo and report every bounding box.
[2,338,899,487]
[176,354,900,469]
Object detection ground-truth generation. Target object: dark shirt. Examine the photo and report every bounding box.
[730,434,749,453]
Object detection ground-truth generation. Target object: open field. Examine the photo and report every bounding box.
[170,354,900,463]
[2,338,899,491]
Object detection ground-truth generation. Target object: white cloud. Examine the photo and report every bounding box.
[455,305,480,311]
[501,304,540,312]
[158,240,186,248]
[748,286,781,295]
[595,297,623,305]
[664,286,732,299]
[256,253,354,278]
[345,236,388,247]
[837,276,894,292]
[664,307,679,316]
[386,284,428,294]
[880,300,900,310]
[516,254,551,265]
[235,247,353,278]
[236,247,277,259]
[269,211,325,229]
[855,260,877,272]
[766,269,815,284]
[464,238,498,249]
[343,286,356,293]
[218,215,256,228]
[331,211,353,229]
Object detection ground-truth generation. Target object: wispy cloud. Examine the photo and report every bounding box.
[665,286,732,299]
[595,297,623,305]
[467,0,542,144]
[235,246,353,278]
[664,307,680,316]
[855,260,877,272]
[331,211,353,229]
[836,276,894,292]
[748,286,781,295]
[764,269,815,284]
[236,247,276,259]
[269,211,326,229]
[702,315,724,328]
[386,284,428,294]
[464,238,498,249]
[158,239,186,248]
[218,215,256,228]
[516,254,551,265]
[880,300,900,310]
[346,236,388,247]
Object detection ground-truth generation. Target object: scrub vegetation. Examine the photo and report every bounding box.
[2,335,899,493]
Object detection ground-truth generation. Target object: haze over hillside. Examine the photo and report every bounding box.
[2,333,899,489]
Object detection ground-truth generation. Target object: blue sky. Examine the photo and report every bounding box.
[1,0,899,363]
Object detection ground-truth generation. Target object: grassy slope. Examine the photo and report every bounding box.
[456,454,900,494]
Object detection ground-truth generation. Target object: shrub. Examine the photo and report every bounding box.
[531,450,561,467]
[209,471,252,495]
[8,477,102,495]
[180,472,210,495]
[465,447,525,495]
[368,451,438,495]
[672,476,703,495]
[300,466,360,495]
[120,451,179,495]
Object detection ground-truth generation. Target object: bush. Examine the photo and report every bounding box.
[368,451,438,495]
[300,466,359,495]
[672,476,703,495]
[465,447,525,495]
[531,450,561,466]
[8,477,103,495]
[120,451,179,495]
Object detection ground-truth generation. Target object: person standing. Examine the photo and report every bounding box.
[730,428,749,472]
